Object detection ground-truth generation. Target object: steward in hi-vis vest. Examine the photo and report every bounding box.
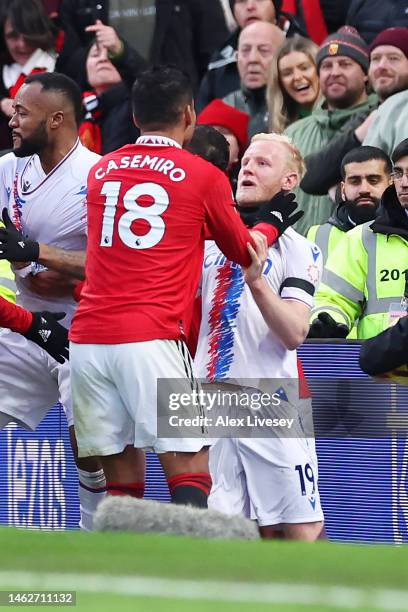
[307,146,392,266]
[307,146,396,340]
[311,188,408,339]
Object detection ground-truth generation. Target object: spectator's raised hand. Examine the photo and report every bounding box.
[85,19,123,56]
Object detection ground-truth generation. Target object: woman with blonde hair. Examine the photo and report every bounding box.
[267,35,320,133]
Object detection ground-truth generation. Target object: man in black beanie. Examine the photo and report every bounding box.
[285,26,378,235]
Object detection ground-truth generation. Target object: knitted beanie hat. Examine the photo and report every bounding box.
[370,27,408,58]
[316,26,369,73]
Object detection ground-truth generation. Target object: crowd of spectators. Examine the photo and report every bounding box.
[1,0,408,353]
[1,0,408,538]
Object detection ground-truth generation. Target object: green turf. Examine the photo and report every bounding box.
[0,528,406,611]
[1,527,407,588]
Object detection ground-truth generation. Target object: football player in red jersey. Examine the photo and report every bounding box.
[69,65,303,507]
[0,295,68,363]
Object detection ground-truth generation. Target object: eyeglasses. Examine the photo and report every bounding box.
[392,168,408,180]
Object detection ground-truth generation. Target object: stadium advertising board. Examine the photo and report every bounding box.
[1,342,408,543]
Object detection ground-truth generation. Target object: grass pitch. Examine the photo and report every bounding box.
[1,527,407,611]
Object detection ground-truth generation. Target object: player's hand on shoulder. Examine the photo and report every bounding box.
[242,231,268,287]
[307,312,349,339]
[257,191,304,236]
[23,311,69,364]
[0,208,39,262]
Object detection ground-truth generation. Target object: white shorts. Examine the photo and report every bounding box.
[70,339,209,457]
[0,329,72,431]
[208,436,324,526]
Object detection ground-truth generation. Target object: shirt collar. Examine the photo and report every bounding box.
[136,135,181,148]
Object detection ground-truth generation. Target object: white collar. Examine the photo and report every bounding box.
[3,49,56,90]
[136,135,181,148]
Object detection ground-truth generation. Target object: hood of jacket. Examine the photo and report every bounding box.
[370,185,408,239]
[327,201,355,232]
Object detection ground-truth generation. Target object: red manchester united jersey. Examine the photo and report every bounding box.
[70,135,258,344]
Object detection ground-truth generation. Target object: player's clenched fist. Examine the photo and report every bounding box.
[23,311,69,364]
[0,208,39,262]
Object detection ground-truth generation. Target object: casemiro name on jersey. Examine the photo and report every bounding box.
[94,154,186,182]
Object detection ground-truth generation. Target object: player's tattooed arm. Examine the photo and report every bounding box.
[37,244,86,280]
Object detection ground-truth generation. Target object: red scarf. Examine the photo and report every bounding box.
[78,91,102,154]
[8,67,47,99]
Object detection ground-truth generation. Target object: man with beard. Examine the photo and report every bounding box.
[0,71,107,530]
[285,26,377,235]
[302,28,408,196]
[309,139,408,340]
[194,133,324,540]
[363,28,408,153]
[307,146,393,265]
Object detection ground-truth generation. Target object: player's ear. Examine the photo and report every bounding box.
[184,103,196,131]
[281,171,298,191]
[50,110,64,129]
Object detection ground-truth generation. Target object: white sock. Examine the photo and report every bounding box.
[77,468,106,531]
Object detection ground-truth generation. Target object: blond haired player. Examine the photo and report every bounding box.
[195,133,324,540]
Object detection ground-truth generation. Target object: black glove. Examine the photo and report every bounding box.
[308,312,349,339]
[256,192,304,236]
[0,208,39,261]
[22,311,69,364]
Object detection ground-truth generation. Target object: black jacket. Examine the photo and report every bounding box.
[94,82,139,154]
[56,0,228,92]
[196,29,240,113]
[324,200,356,233]
[370,184,408,240]
[359,185,408,376]
[346,0,408,44]
[319,0,352,33]
[359,316,408,375]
